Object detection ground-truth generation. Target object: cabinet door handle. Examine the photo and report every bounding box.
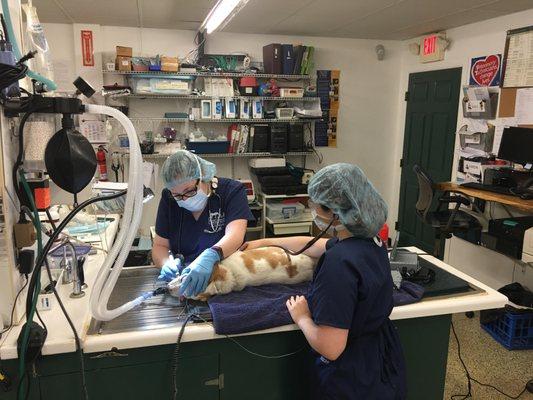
[90,347,129,359]
[204,373,224,389]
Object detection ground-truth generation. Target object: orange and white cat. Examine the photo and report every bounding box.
[172,247,316,300]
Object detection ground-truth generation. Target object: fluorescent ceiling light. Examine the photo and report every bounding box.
[201,0,249,34]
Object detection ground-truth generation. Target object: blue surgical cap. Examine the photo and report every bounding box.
[161,150,216,189]
[308,163,388,238]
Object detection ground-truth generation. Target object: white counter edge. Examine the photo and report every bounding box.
[1,246,508,359]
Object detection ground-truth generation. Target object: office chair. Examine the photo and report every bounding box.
[413,164,482,258]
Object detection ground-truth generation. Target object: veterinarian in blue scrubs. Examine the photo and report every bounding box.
[152,150,253,297]
[247,163,406,399]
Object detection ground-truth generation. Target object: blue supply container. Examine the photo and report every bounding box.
[481,309,533,350]
[186,140,230,154]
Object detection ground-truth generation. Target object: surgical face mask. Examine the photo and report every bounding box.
[177,188,208,212]
[311,210,346,234]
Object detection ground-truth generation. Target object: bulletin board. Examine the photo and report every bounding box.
[501,25,533,88]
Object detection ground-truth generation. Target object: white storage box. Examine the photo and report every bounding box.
[249,158,286,168]
[279,87,304,98]
[129,76,194,95]
[267,202,305,222]
[267,221,312,235]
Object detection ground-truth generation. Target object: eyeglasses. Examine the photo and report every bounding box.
[170,180,200,201]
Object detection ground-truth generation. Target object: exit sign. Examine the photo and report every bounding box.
[423,35,437,55]
[420,32,446,63]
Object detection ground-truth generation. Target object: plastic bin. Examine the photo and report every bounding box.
[481,309,533,350]
[186,140,230,154]
[129,75,194,95]
[266,201,305,222]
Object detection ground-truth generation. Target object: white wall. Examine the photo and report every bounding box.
[43,23,403,232]
[40,9,533,291]
[391,9,533,290]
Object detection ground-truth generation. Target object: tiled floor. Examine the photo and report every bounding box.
[443,313,533,400]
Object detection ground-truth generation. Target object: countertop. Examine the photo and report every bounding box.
[0,244,508,359]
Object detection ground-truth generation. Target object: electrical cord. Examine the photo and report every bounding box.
[0,51,35,93]
[13,111,35,207]
[18,190,125,400]
[450,321,529,399]
[171,312,305,400]
[24,190,127,318]
[193,314,305,359]
[17,172,43,400]
[172,314,195,400]
[0,275,28,336]
[43,259,89,400]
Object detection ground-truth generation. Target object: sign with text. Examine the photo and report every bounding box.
[419,33,446,63]
[81,30,94,67]
[470,54,501,86]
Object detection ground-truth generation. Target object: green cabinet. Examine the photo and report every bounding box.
[38,355,219,400]
[1,315,451,400]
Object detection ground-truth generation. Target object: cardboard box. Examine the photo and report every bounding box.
[116,46,133,57]
[115,56,131,71]
[161,56,179,72]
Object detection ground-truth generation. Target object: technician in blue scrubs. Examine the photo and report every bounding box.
[246,163,406,399]
[152,150,253,297]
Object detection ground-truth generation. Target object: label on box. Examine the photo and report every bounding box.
[464,134,481,144]
[464,161,482,175]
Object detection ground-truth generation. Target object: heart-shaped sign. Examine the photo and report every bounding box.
[471,55,500,86]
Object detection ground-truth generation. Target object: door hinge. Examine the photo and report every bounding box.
[395,221,399,231]
[404,91,409,101]
[205,373,224,389]
[400,158,404,168]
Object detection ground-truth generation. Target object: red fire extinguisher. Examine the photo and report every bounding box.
[96,145,108,181]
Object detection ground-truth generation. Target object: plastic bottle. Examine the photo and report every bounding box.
[21,2,54,88]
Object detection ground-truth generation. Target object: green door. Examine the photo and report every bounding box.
[397,68,462,254]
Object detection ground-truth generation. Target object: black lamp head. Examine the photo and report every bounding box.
[44,114,96,194]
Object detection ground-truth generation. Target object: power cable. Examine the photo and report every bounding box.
[450,321,529,400]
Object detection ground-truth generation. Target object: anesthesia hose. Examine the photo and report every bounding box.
[87,104,145,321]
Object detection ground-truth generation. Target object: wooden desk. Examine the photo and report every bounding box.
[435,182,533,213]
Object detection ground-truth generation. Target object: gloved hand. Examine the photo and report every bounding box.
[174,248,220,298]
[158,255,182,282]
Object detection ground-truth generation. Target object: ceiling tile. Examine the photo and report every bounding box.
[333,0,497,37]
[483,0,533,12]
[267,0,396,35]
[140,0,214,29]
[391,8,503,40]
[26,0,533,40]
[32,0,73,23]
[55,0,139,26]
[222,0,313,33]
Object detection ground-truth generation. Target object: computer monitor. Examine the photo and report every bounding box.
[498,127,533,166]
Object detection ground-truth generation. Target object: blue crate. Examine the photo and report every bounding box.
[481,309,533,350]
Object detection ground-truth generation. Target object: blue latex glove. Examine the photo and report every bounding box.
[158,256,182,282]
[177,248,220,298]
